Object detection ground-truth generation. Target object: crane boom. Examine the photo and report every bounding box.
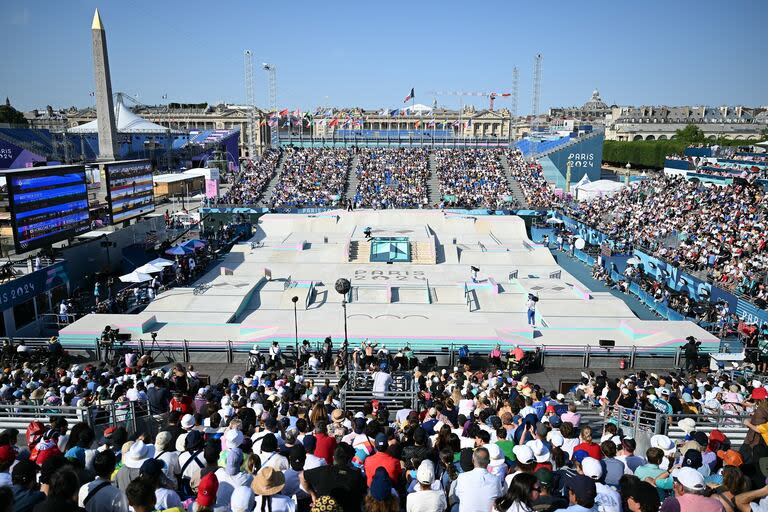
[427,90,512,110]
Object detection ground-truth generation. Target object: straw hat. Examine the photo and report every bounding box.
[251,467,285,496]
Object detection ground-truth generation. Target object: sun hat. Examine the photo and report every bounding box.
[678,418,696,434]
[223,429,244,451]
[251,466,286,496]
[181,414,195,429]
[650,434,676,456]
[155,431,173,452]
[123,440,155,469]
[331,409,344,423]
[175,433,188,452]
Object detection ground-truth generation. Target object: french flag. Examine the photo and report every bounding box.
[403,88,414,103]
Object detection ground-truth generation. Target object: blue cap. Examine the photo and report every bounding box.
[572,449,590,464]
[369,467,393,501]
[302,435,316,452]
[549,416,562,428]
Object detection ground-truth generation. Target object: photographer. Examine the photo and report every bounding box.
[683,336,701,372]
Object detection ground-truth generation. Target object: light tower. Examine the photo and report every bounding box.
[244,50,256,159]
[262,63,278,146]
[511,66,519,117]
[531,53,542,128]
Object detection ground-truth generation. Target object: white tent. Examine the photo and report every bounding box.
[69,96,175,134]
[574,180,626,201]
[402,103,433,115]
[119,271,152,283]
[574,173,591,189]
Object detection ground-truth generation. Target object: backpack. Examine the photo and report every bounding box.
[458,346,469,359]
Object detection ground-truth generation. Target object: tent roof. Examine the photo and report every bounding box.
[576,179,626,192]
[68,96,179,134]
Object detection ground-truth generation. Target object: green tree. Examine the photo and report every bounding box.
[674,124,706,144]
[0,100,28,126]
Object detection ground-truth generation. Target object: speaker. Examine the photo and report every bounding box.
[599,339,615,348]
[334,278,351,295]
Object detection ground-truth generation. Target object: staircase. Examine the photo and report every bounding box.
[427,152,442,204]
[411,240,437,265]
[348,241,370,263]
[344,153,361,204]
[258,150,286,206]
[500,152,529,208]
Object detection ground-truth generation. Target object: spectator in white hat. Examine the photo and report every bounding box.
[407,460,446,512]
[661,467,723,512]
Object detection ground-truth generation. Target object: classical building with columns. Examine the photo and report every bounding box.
[310,104,513,140]
[605,105,767,141]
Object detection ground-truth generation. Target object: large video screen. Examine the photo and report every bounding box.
[7,165,90,252]
[104,160,155,224]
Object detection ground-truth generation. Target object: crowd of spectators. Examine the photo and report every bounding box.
[271,149,351,208]
[569,175,768,299]
[434,149,511,209]
[506,150,558,208]
[0,338,766,512]
[354,149,430,209]
[219,150,281,205]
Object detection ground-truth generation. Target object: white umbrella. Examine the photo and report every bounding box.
[135,263,164,274]
[545,218,564,225]
[147,258,175,267]
[119,271,153,283]
[627,257,641,265]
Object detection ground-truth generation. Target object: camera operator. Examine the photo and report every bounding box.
[100,325,116,362]
[683,335,701,372]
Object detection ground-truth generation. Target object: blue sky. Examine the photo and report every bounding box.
[1,0,766,113]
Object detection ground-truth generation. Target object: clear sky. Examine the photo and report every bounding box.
[1,0,766,113]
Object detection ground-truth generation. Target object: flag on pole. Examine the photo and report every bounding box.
[328,118,339,128]
[414,120,421,129]
[279,108,289,117]
[403,88,414,103]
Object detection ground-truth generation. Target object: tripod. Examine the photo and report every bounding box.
[146,333,172,364]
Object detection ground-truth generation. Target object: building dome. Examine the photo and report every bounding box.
[582,89,608,110]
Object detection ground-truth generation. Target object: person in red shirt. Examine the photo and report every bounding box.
[573,426,602,459]
[313,421,337,465]
[169,391,194,415]
[363,433,401,487]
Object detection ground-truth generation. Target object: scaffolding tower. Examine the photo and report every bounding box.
[244,50,256,159]
[531,54,542,125]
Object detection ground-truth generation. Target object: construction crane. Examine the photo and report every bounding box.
[427,90,512,111]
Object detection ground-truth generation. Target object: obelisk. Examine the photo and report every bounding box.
[91,8,118,161]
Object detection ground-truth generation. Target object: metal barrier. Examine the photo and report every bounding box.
[603,404,750,444]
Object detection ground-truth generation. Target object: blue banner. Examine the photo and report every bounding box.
[0,261,68,310]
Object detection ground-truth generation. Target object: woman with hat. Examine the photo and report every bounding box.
[252,466,293,512]
[214,448,252,512]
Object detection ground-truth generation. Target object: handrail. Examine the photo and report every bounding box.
[305,281,315,310]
